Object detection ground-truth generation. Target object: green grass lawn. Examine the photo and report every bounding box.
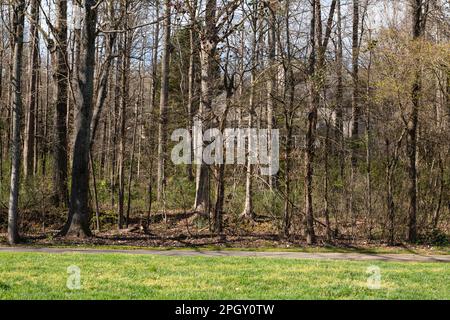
[0,252,449,299]
[7,242,449,255]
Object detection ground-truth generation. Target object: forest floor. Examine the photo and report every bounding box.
[0,251,449,299]
[1,209,449,255]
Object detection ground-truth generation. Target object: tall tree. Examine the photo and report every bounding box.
[0,39,3,189]
[241,0,259,220]
[52,0,69,207]
[407,0,428,243]
[335,0,344,182]
[193,0,242,214]
[266,0,277,190]
[117,0,132,229]
[281,0,295,237]
[304,0,336,244]
[349,0,360,236]
[350,0,360,162]
[61,0,98,237]
[8,0,26,244]
[193,0,217,214]
[304,0,320,245]
[186,0,197,182]
[23,0,40,178]
[157,0,171,202]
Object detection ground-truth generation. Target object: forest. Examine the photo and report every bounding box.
[0,0,449,249]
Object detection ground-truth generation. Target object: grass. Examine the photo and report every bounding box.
[7,242,449,255]
[0,252,449,299]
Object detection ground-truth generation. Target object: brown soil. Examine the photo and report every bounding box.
[0,208,447,253]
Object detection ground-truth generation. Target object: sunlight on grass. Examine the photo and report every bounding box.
[0,252,448,299]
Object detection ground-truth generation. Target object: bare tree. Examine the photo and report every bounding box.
[266,0,277,190]
[407,0,430,242]
[52,0,69,207]
[117,0,132,229]
[241,0,259,220]
[350,0,360,162]
[193,0,218,214]
[7,0,26,245]
[23,0,40,179]
[60,0,98,237]
[186,0,197,182]
[157,0,171,202]
[304,0,336,244]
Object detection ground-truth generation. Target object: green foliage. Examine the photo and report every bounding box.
[163,174,196,211]
[254,189,283,219]
[419,230,449,247]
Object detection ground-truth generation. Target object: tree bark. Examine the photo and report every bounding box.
[304,0,336,244]
[350,0,360,162]
[349,0,360,237]
[61,0,98,238]
[212,68,232,234]
[118,1,131,229]
[304,0,321,245]
[194,0,218,215]
[186,0,197,182]
[282,0,295,237]
[157,0,171,202]
[407,0,427,243]
[24,0,40,179]
[8,0,26,245]
[335,0,344,177]
[365,37,373,238]
[52,0,69,207]
[386,139,395,246]
[266,1,277,190]
[242,0,259,220]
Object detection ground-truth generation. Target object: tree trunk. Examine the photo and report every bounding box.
[61,0,98,238]
[365,39,373,238]
[350,0,360,162]
[386,139,395,246]
[304,0,336,244]
[90,153,100,232]
[126,83,141,227]
[304,0,320,245]
[242,1,258,220]
[186,0,197,182]
[8,0,26,245]
[118,3,131,229]
[324,124,332,241]
[24,0,40,179]
[42,49,50,176]
[432,155,444,230]
[149,0,160,116]
[0,34,4,186]
[349,0,360,237]
[157,0,171,202]
[407,0,426,243]
[194,0,218,215]
[212,70,232,234]
[110,43,121,209]
[335,0,344,176]
[52,0,69,207]
[266,2,277,190]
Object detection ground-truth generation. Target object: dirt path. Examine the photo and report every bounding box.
[0,246,449,263]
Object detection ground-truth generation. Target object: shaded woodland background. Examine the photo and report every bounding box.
[0,0,449,247]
